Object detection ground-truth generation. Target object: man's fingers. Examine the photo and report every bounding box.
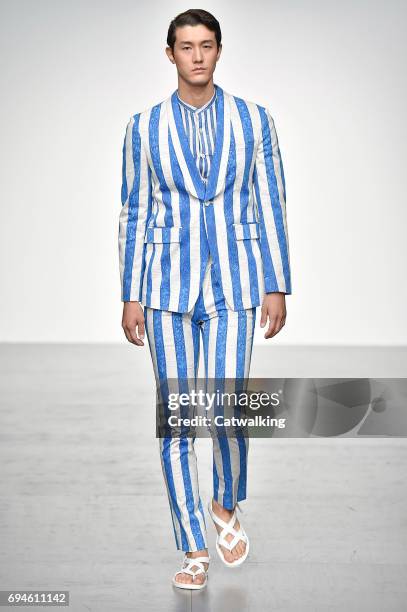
[264,317,277,339]
[130,326,144,345]
[122,321,144,346]
[123,326,142,345]
[138,321,145,341]
[260,304,268,328]
[264,315,284,339]
[260,295,287,339]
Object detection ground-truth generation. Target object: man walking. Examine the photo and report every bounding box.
[118,9,291,589]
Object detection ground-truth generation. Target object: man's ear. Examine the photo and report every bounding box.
[165,46,175,63]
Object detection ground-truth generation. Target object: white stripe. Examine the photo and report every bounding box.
[229,97,251,303]
[254,107,286,288]
[158,110,182,310]
[224,312,238,377]
[144,310,183,548]
[160,313,200,549]
[166,98,201,200]
[206,316,219,380]
[202,256,216,314]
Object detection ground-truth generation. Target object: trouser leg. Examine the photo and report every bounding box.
[194,254,257,510]
[201,306,257,509]
[144,306,208,552]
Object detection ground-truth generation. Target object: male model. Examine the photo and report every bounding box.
[118,9,291,590]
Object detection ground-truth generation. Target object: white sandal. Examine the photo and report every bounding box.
[172,553,210,590]
[207,499,250,568]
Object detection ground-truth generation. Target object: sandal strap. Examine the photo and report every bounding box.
[208,501,248,550]
[219,526,248,550]
[176,557,209,578]
[177,566,203,577]
[209,506,238,532]
[184,555,210,564]
[210,505,241,538]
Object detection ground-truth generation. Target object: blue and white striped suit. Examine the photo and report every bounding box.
[119,83,290,552]
[118,82,292,313]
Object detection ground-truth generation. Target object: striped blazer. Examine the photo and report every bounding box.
[118,83,292,313]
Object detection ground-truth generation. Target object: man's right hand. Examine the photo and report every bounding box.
[121,301,145,346]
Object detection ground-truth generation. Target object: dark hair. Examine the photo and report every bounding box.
[167,9,222,51]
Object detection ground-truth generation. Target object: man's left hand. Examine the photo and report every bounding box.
[260,293,287,339]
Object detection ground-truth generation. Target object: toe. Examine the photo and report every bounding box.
[221,546,234,562]
[176,572,191,584]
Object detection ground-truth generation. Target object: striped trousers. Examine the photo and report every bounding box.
[144,254,257,551]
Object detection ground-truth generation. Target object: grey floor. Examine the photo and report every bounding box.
[1,343,406,612]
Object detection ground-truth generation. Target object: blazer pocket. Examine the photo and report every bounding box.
[233,222,260,240]
[144,226,182,243]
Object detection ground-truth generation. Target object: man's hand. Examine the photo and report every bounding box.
[121,301,145,346]
[260,293,287,339]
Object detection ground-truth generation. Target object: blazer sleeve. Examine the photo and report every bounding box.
[118,114,152,302]
[253,107,292,294]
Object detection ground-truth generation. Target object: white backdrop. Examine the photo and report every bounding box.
[1,0,406,344]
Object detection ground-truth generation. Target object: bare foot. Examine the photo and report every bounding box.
[174,549,209,585]
[211,499,246,563]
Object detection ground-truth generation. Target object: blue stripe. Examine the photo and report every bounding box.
[235,97,260,305]
[235,310,253,500]
[121,130,128,205]
[202,202,226,303]
[253,168,278,290]
[171,94,206,200]
[123,114,142,300]
[172,314,206,549]
[214,312,234,508]
[210,258,227,310]
[152,309,189,550]
[200,320,220,500]
[167,131,192,312]
[206,86,224,200]
[223,131,244,310]
[140,166,153,294]
[256,105,291,292]
[148,105,175,309]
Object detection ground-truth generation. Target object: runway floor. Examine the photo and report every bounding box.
[1,343,406,611]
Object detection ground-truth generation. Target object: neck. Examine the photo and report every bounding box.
[176,78,216,107]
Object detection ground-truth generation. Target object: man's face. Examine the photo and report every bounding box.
[166,24,222,85]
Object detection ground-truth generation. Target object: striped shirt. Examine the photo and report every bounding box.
[176,88,217,184]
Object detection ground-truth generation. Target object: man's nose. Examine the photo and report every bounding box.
[192,50,203,62]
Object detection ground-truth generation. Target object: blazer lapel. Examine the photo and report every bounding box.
[205,84,231,201]
[166,92,205,200]
[166,83,231,202]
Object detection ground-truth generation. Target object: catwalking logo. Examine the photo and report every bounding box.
[164,388,287,431]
